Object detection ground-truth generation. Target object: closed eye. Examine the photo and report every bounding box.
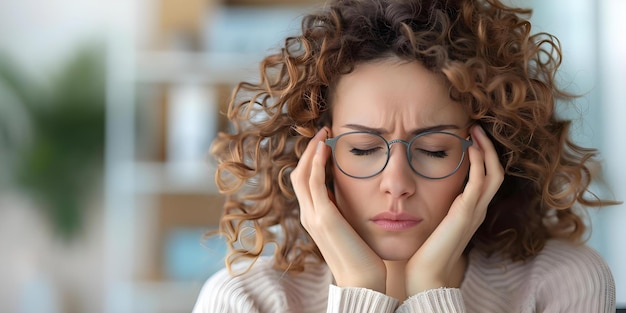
[417,149,448,158]
[350,147,382,156]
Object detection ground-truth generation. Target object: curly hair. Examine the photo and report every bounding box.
[210,0,615,274]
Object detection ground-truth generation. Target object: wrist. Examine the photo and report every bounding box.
[337,282,386,294]
[336,275,386,294]
[406,279,446,296]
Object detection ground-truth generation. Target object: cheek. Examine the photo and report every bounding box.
[331,168,371,215]
[456,157,471,191]
[332,168,352,205]
[424,161,469,212]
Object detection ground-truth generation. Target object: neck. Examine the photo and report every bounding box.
[384,260,408,300]
[383,255,468,301]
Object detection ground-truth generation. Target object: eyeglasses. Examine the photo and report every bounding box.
[325,131,473,179]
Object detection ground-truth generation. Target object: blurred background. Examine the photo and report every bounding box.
[0,0,623,312]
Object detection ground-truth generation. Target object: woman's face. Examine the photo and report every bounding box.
[330,58,471,261]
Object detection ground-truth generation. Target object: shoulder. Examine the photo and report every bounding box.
[191,261,261,313]
[531,239,613,282]
[192,257,332,313]
[530,239,616,312]
[465,239,615,312]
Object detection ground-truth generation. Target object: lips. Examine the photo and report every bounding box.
[371,211,421,231]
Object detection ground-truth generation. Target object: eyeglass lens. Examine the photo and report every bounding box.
[330,132,468,179]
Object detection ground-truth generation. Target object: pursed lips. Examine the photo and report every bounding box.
[370,211,421,231]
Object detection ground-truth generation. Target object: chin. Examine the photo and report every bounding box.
[372,240,421,261]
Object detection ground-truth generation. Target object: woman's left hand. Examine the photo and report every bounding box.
[405,125,504,295]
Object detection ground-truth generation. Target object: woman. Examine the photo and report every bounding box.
[193,0,617,312]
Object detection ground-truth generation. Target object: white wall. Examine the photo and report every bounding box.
[0,0,105,74]
[598,0,626,307]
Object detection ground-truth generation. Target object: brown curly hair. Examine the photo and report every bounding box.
[209,0,616,274]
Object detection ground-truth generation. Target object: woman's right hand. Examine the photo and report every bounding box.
[291,128,387,293]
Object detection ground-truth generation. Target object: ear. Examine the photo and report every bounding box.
[321,126,332,138]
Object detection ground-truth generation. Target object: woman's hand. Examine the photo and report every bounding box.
[405,125,504,295]
[291,128,387,293]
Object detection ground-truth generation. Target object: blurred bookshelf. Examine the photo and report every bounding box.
[103,0,323,312]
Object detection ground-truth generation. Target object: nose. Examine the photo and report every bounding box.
[379,142,416,199]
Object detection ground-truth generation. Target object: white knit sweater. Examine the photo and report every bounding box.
[192,239,615,312]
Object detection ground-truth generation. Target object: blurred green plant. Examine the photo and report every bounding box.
[0,44,105,240]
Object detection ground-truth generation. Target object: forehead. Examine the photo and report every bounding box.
[330,58,468,133]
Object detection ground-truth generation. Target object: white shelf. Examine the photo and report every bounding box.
[135,51,261,85]
[135,161,219,195]
[108,161,219,195]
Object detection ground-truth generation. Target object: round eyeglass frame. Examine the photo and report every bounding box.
[325,131,473,180]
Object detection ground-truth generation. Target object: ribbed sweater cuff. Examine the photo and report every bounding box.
[327,284,399,313]
[397,288,464,313]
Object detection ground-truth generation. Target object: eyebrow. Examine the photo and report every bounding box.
[342,123,460,136]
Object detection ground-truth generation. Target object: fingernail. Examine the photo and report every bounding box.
[316,141,324,152]
[319,128,328,138]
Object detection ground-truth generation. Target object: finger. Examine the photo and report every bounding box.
[458,131,486,209]
[309,141,333,214]
[291,128,327,186]
[471,125,504,208]
[296,128,328,174]
[478,126,504,182]
[291,128,328,219]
